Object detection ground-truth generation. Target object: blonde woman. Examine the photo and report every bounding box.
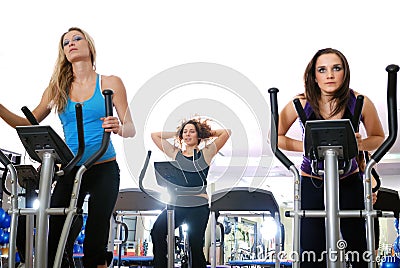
[0,27,135,268]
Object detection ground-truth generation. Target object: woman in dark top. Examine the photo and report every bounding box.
[150,118,231,268]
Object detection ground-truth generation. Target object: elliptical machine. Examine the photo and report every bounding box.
[138,149,208,268]
[2,89,114,268]
[268,64,398,268]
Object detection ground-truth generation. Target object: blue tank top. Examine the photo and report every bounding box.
[300,90,359,178]
[58,74,116,165]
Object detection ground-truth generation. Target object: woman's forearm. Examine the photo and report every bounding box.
[152,131,176,140]
[0,104,30,128]
[278,135,303,152]
[212,129,231,137]
[360,135,385,152]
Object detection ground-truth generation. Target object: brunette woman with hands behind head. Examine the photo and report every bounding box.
[150,118,231,268]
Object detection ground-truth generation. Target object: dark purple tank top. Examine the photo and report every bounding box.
[300,90,360,178]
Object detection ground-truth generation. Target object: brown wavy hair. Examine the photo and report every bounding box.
[46,27,97,112]
[176,118,213,146]
[303,48,351,119]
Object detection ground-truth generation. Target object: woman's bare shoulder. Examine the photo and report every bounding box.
[291,93,306,105]
[100,74,125,92]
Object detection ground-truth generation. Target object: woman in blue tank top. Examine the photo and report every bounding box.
[277,48,384,268]
[0,27,135,268]
[150,117,231,268]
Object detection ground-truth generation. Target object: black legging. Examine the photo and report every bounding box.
[150,203,210,268]
[48,160,120,268]
[300,172,367,268]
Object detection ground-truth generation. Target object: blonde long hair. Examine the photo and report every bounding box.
[46,27,97,112]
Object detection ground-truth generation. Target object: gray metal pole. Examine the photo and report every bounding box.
[274,212,281,268]
[25,215,35,268]
[210,211,216,268]
[365,160,377,268]
[35,152,55,268]
[167,206,175,268]
[7,164,18,268]
[107,216,116,268]
[324,149,345,268]
[53,167,86,268]
[290,165,301,268]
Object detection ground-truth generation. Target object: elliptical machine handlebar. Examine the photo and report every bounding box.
[371,64,399,163]
[139,150,152,196]
[0,150,12,167]
[292,98,307,126]
[268,87,294,170]
[60,104,85,176]
[352,95,364,132]
[83,89,114,169]
[21,106,40,125]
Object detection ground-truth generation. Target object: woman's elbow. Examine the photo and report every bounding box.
[150,132,160,142]
[122,123,136,138]
[377,134,386,147]
[129,128,136,138]
[277,136,284,150]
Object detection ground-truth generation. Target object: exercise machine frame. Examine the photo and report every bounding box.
[139,149,208,268]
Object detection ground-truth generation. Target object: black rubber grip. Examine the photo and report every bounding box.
[371,65,399,163]
[139,150,152,194]
[352,95,364,132]
[268,87,294,169]
[293,98,307,126]
[21,106,39,125]
[0,151,11,166]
